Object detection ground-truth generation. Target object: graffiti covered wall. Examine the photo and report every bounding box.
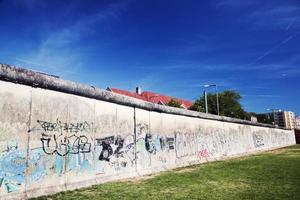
[0,79,296,199]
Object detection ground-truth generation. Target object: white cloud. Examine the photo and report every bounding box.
[14,1,131,80]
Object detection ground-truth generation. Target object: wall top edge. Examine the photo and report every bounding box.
[0,63,288,130]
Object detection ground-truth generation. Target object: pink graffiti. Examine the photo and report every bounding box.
[198,149,209,160]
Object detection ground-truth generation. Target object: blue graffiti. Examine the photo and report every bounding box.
[0,146,48,193]
[29,148,47,182]
[0,149,25,193]
[66,151,92,173]
[55,156,64,175]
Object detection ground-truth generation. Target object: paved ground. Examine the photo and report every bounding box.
[33,145,300,200]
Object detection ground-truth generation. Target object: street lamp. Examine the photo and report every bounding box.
[203,90,208,114]
[204,84,220,115]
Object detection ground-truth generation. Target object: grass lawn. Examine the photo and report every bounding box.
[33,145,300,200]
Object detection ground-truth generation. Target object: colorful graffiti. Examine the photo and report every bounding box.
[94,129,176,173]
[0,119,295,196]
[0,142,46,193]
[38,119,93,175]
[0,77,296,199]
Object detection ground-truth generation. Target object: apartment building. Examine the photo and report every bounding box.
[274,111,295,129]
[295,116,300,130]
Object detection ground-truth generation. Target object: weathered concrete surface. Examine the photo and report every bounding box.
[0,63,284,128]
[0,64,296,199]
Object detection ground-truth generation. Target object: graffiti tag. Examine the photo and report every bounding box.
[253,134,264,148]
[37,120,92,156]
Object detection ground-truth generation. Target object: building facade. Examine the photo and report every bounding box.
[295,116,300,130]
[250,115,258,122]
[274,111,295,129]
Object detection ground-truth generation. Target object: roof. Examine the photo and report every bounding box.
[107,87,146,101]
[141,91,193,109]
[107,87,193,109]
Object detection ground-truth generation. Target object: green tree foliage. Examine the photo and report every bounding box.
[256,113,274,124]
[167,98,182,108]
[189,99,205,112]
[190,90,248,119]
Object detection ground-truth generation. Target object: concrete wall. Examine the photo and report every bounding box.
[0,65,296,199]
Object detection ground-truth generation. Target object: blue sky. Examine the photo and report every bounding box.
[0,0,299,115]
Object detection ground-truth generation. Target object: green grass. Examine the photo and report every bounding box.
[33,145,300,200]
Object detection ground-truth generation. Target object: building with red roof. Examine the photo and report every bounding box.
[107,87,193,109]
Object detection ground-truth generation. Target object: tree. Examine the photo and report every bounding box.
[189,99,204,112]
[167,98,182,108]
[190,90,248,119]
[256,113,273,124]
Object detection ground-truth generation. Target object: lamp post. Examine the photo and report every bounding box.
[204,84,220,115]
[215,85,220,116]
[203,90,208,113]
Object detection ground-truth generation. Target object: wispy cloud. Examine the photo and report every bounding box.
[14,1,132,80]
[250,33,298,64]
[201,63,291,71]
[7,0,47,10]
[235,86,272,90]
[136,34,217,59]
[241,94,281,98]
[216,0,300,30]
[135,71,167,91]
[136,60,298,76]
[288,53,300,63]
[216,0,258,7]
[183,81,233,89]
[285,12,299,30]
[251,5,299,16]
[245,4,300,30]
